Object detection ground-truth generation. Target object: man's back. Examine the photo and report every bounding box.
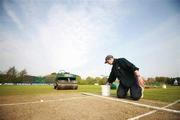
[108,58,139,87]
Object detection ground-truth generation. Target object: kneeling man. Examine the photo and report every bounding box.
[105,55,144,100]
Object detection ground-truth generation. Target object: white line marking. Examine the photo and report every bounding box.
[0,96,91,106]
[82,92,180,114]
[128,99,180,120]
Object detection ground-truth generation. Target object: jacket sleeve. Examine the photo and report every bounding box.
[121,58,139,72]
[108,67,116,83]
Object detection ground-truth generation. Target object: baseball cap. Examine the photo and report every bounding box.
[105,55,113,63]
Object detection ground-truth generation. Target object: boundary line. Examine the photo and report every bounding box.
[128,99,180,120]
[82,92,180,114]
[0,96,91,106]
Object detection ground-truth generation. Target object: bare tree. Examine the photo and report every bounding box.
[6,66,17,83]
[18,69,27,83]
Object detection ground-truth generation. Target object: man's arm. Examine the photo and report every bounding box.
[134,70,144,87]
[107,67,116,84]
[122,58,144,87]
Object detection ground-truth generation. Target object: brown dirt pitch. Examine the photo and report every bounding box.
[0,93,179,120]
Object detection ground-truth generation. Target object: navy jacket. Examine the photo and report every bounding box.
[108,58,139,87]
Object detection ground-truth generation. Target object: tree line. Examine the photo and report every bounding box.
[0,67,108,85]
[0,66,178,85]
[145,77,179,85]
[76,76,107,85]
[77,76,179,85]
[0,66,50,84]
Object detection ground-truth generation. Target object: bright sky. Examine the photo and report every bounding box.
[0,0,180,78]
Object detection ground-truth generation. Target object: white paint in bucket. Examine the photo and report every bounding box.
[101,85,110,96]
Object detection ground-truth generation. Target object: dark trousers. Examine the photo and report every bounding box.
[117,82,142,100]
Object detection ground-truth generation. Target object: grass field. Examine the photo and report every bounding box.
[1,85,180,120]
[0,85,180,102]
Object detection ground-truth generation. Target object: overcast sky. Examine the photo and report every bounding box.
[0,0,180,78]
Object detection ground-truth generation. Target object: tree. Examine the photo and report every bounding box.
[98,77,107,85]
[0,74,7,84]
[44,73,56,83]
[17,69,27,83]
[76,75,82,84]
[155,77,169,84]
[86,76,96,85]
[6,66,17,83]
[51,72,57,75]
[95,77,101,84]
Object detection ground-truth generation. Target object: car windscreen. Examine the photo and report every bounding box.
[57,77,76,80]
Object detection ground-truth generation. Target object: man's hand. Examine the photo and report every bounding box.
[137,76,145,87]
[134,70,145,87]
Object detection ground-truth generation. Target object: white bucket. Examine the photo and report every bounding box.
[162,84,167,89]
[101,85,110,96]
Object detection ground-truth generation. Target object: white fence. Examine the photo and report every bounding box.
[0,83,54,86]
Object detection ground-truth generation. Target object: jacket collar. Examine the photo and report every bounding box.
[113,58,117,65]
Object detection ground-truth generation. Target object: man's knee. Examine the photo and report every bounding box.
[117,84,128,98]
[117,92,127,98]
[131,92,142,100]
[130,85,142,100]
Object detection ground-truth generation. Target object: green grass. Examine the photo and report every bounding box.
[143,86,180,102]
[0,85,180,102]
[0,85,54,96]
[110,86,180,102]
[0,85,101,96]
